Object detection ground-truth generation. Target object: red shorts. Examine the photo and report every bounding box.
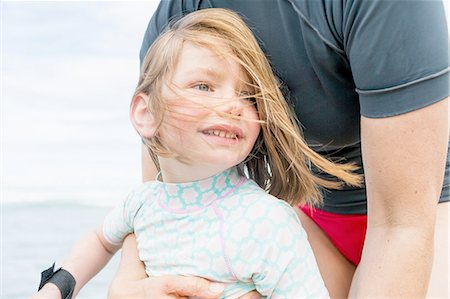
[300,205,367,265]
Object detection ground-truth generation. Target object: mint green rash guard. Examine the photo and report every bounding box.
[103,167,329,298]
[140,0,450,214]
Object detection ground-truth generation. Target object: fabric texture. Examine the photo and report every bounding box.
[103,168,329,298]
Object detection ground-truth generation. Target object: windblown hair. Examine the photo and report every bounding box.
[135,8,362,206]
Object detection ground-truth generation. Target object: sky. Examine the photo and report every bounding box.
[1,1,449,207]
[2,1,159,206]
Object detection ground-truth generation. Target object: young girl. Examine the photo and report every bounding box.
[35,8,361,299]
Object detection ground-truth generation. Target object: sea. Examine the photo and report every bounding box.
[1,201,121,298]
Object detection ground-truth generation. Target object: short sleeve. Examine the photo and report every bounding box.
[251,201,329,298]
[344,0,450,118]
[102,189,143,246]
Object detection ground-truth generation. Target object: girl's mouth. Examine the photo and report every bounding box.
[201,125,243,144]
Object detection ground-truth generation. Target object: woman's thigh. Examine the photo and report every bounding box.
[427,201,449,298]
[295,207,356,299]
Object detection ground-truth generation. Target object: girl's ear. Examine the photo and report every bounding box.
[130,93,157,138]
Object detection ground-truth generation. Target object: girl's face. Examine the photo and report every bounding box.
[157,41,261,182]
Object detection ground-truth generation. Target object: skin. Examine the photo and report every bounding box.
[142,42,261,183]
[426,200,449,298]
[350,98,449,298]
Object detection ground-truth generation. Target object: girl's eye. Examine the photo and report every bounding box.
[193,83,210,92]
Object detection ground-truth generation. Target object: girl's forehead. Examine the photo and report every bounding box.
[180,41,232,61]
[173,41,252,83]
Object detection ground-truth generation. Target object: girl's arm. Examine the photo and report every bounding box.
[350,98,449,297]
[64,227,121,296]
[33,226,121,298]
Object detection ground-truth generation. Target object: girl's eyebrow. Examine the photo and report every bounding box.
[195,67,223,79]
[186,67,224,80]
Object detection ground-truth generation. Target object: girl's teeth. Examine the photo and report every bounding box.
[205,130,238,139]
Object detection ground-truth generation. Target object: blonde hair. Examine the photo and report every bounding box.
[135,8,362,206]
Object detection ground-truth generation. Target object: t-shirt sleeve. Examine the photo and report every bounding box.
[102,189,143,246]
[251,201,329,298]
[344,0,449,118]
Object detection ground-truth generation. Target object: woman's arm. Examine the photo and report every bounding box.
[350,98,449,297]
[108,234,149,298]
[426,201,449,298]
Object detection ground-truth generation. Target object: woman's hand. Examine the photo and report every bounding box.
[237,291,260,299]
[108,234,225,299]
[109,275,225,299]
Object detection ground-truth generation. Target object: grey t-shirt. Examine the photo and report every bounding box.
[140,0,450,214]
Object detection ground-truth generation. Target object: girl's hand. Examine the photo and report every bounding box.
[108,234,224,299]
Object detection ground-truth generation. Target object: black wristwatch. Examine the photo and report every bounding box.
[38,263,76,299]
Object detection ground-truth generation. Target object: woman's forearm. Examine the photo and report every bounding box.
[426,202,449,298]
[352,202,449,298]
[350,224,434,297]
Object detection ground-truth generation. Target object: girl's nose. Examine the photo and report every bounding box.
[220,96,243,117]
[218,88,247,116]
